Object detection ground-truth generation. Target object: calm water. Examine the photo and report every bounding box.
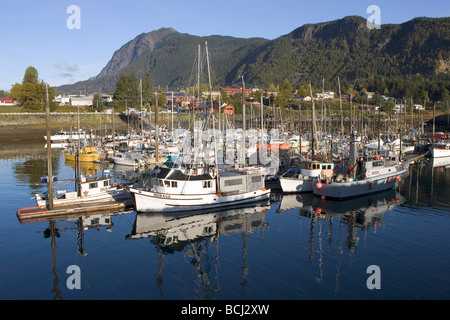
[1,142,450,301]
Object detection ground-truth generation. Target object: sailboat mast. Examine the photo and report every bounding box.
[45,84,54,210]
[241,76,246,167]
[309,83,315,160]
[205,41,219,184]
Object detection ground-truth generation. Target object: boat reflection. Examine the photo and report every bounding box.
[280,188,404,229]
[29,208,132,300]
[126,202,270,299]
[126,201,270,250]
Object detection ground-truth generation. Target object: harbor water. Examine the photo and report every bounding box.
[1,141,449,301]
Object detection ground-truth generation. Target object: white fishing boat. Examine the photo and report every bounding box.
[127,165,270,213]
[312,155,407,200]
[111,151,147,167]
[34,171,131,208]
[44,130,87,143]
[431,141,450,158]
[279,159,335,193]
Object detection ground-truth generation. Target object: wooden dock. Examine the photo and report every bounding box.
[17,199,134,223]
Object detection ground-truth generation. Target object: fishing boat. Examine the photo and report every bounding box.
[430,141,450,158]
[44,130,86,143]
[111,151,147,167]
[127,165,270,213]
[312,154,407,200]
[64,147,100,162]
[279,159,335,193]
[34,171,131,208]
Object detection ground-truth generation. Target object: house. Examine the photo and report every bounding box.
[220,87,252,97]
[70,95,93,107]
[0,97,15,106]
[316,91,335,99]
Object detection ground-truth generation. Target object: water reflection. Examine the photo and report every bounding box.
[402,158,450,207]
[32,209,132,300]
[126,202,270,299]
[11,147,61,190]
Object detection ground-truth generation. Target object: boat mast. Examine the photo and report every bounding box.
[77,104,82,197]
[45,84,54,210]
[205,41,219,185]
[309,83,315,160]
[241,76,246,168]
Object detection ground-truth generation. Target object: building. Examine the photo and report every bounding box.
[316,91,335,99]
[0,97,15,106]
[70,95,93,107]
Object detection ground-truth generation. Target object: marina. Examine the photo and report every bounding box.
[2,125,450,300]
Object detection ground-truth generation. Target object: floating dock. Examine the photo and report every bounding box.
[17,200,134,223]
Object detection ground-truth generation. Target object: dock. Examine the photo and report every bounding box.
[17,199,134,223]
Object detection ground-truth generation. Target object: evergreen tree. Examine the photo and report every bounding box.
[22,66,39,84]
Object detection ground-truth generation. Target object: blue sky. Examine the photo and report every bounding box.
[0,0,448,91]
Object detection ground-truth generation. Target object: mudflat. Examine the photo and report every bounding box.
[0,126,46,145]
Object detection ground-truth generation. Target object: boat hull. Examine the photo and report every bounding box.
[312,168,407,200]
[35,189,130,208]
[129,187,271,213]
[279,177,313,193]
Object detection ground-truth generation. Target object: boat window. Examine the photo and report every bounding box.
[251,176,261,183]
[164,180,170,187]
[224,178,243,186]
[89,182,98,189]
[158,179,164,187]
[203,181,212,188]
[171,181,177,188]
[103,180,109,187]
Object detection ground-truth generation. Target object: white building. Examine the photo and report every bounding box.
[70,96,93,107]
[316,92,335,99]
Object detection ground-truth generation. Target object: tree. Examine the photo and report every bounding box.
[142,72,155,107]
[22,66,39,84]
[10,67,55,110]
[93,92,104,111]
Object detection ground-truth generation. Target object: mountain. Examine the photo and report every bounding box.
[56,16,450,94]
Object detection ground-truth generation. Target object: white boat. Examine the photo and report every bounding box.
[312,155,407,200]
[432,155,450,167]
[280,159,335,193]
[34,172,131,208]
[112,152,147,167]
[44,130,87,143]
[127,165,270,213]
[431,141,450,158]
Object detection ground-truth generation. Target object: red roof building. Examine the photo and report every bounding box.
[0,97,14,105]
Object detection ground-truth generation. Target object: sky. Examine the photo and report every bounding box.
[0,0,449,92]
